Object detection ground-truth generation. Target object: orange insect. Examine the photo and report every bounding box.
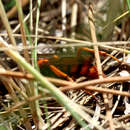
[37,47,117,81]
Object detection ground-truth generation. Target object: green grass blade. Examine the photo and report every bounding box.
[0,125,8,130]
[4,0,15,11]
[32,0,41,70]
[127,0,130,12]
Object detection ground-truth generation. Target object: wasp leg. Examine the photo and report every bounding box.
[77,48,121,63]
[49,65,73,81]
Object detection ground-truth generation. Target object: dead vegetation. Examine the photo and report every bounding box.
[0,0,130,130]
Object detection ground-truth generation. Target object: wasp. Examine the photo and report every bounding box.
[37,47,121,81]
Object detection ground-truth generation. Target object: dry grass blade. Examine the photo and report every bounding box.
[88,3,114,130]
[0,0,130,129]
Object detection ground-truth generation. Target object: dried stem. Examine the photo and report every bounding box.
[0,33,130,54]
[71,1,78,38]
[88,3,115,130]
[0,70,129,89]
[2,83,130,115]
[15,0,30,63]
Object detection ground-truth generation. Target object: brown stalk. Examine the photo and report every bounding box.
[60,76,130,91]
[0,70,130,88]
[88,3,103,78]
[17,1,30,63]
[117,114,130,121]
[84,86,130,98]
[88,3,115,130]
[2,84,130,115]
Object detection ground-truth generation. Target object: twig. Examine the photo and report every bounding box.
[60,76,130,91]
[61,0,67,37]
[13,7,36,33]
[1,83,130,115]
[15,0,30,63]
[0,33,130,52]
[0,70,129,88]
[88,3,103,78]
[117,114,130,121]
[89,3,114,129]
[71,1,78,38]
[84,86,130,98]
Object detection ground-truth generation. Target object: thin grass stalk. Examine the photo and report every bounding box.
[103,11,129,30]
[30,1,47,129]
[1,77,32,129]
[2,84,130,116]
[88,3,115,130]
[0,67,29,128]
[16,0,43,128]
[0,0,35,129]
[102,0,121,40]
[32,0,41,70]
[61,0,67,37]
[14,1,38,129]
[29,0,33,33]
[0,33,130,53]
[88,4,103,77]
[0,0,16,46]
[41,92,51,130]
[12,7,35,34]
[15,0,30,63]
[31,0,53,128]
[0,0,30,123]
[0,0,25,73]
[0,37,105,130]
[71,2,78,39]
